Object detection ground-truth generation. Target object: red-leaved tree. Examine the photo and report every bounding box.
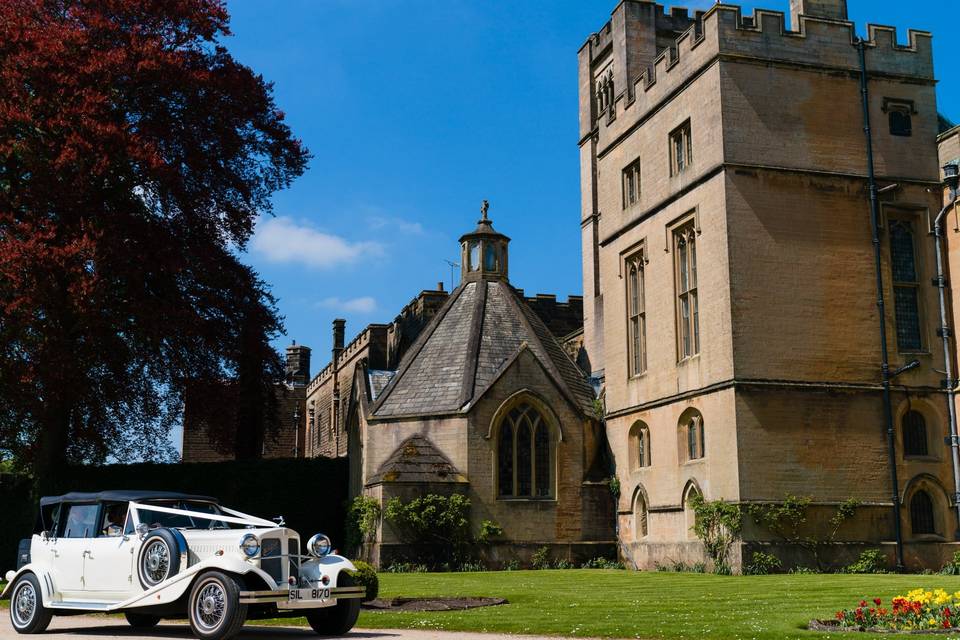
[0,0,309,491]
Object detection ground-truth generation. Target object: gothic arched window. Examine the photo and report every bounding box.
[634,491,649,539]
[680,411,704,462]
[910,490,935,535]
[903,410,928,457]
[497,402,554,499]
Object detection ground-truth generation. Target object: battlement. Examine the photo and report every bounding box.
[306,323,390,393]
[580,1,933,140]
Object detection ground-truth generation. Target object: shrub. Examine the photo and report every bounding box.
[844,549,888,574]
[384,493,471,564]
[384,561,429,573]
[788,566,818,574]
[531,546,551,570]
[457,561,488,572]
[477,519,504,543]
[580,557,625,570]
[503,559,521,571]
[344,495,381,554]
[745,551,782,575]
[654,562,670,572]
[941,551,960,575]
[348,560,379,602]
[689,494,742,574]
[553,558,575,570]
[691,562,707,574]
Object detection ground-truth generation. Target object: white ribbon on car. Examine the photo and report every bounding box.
[128,502,277,528]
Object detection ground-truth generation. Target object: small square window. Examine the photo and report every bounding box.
[669,120,692,176]
[884,98,915,137]
[622,159,641,209]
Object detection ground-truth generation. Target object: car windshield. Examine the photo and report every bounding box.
[136,500,235,530]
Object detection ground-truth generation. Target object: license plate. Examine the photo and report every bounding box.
[289,587,330,602]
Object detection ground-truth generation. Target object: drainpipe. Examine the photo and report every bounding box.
[933,165,960,538]
[857,38,905,571]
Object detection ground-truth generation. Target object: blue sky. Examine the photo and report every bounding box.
[227,0,959,377]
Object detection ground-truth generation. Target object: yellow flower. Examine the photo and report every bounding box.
[929,618,939,627]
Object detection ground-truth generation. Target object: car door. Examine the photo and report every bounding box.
[82,502,137,599]
[54,502,100,597]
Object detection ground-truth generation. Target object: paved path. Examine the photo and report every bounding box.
[0,615,599,640]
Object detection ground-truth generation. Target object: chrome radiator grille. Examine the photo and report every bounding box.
[260,537,283,582]
[288,537,300,580]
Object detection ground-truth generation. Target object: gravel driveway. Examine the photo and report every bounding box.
[0,615,595,640]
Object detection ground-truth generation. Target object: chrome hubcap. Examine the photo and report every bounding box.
[12,582,36,627]
[143,540,170,583]
[194,581,225,630]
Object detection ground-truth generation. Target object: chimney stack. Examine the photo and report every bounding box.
[437,281,444,292]
[332,319,346,365]
[285,343,311,386]
[790,0,847,29]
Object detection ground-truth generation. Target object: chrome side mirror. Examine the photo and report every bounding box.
[136,523,149,539]
[106,524,123,538]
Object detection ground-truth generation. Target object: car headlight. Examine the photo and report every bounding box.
[240,534,260,558]
[307,533,332,557]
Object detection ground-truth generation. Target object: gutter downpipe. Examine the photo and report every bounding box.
[933,188,960,538]
[857,38,905,571]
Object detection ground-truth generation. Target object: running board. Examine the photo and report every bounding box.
[48,601,114,611]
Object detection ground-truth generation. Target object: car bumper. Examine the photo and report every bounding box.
[239,585,365,606]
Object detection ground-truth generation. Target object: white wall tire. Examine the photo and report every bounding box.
[9,573,52,634]
[187,571,247,640]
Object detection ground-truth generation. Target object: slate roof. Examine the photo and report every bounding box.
[368,370,396,401]
[371,279,595,419]
[367,434,467,485]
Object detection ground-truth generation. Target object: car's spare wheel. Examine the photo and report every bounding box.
[137,529,185,589]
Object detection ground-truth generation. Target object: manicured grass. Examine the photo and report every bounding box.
[342,570,960,639]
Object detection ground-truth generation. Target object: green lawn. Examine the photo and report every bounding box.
[340,570,960,640]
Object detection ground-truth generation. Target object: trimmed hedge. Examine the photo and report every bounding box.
[0,457,348,574]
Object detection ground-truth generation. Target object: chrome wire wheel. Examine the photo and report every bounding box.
[11,580,37,628]
[193,579,226,632]
[141,539,170,585]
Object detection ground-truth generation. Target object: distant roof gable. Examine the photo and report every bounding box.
[370,280,595,419]
[367,434,466,485]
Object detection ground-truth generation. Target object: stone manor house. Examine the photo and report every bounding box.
[185,0,960,571]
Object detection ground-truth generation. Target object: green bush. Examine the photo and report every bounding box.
[788,566,818,574]
[553,558,575,570]
[348,560,378,602]
[503,559,521,571]
[477,519,504,543]
[941,551,960,575]
[689,494,742,575]
[745,551,782,575]
[843,549,888,574]
[384,561,429,573]
[384,493,471,565]
[580,557,625,570]
[457,561,488,572]
[531,546,551,570]
[344,495,381,554]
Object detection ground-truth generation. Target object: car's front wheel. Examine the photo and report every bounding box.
[9,573,53,634]
[187,571,247,640]
[124,611,161,628]
[305,573,360,637]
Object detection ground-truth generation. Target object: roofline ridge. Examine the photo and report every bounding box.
[498,284,592,416]
[370,282,472,415]
[458,280,488,408]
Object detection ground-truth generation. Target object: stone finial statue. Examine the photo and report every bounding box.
[481,199,489,220]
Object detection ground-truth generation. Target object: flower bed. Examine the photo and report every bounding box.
[824,589,960,632]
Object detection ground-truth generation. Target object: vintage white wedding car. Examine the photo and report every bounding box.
[2,491,363,639]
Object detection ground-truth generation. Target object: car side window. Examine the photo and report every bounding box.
[99,502,128,537]
[61,504,100,538]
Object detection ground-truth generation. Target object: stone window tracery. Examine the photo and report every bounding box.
[889,218,922,352]
[669,120,692,176]
[626,250,647,376]
[674,224,699,360]
[496,401,554,499]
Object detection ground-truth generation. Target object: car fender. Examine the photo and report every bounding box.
[2,564,56,606]
[108,555,279,610]
[300,554,356,588]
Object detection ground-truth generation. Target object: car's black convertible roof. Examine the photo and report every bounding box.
[39,490,218,506]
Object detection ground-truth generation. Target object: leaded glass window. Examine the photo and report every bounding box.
[484,243,499,271]
[670,120,692,176]
[910,490,935,535]
[903,410,928,457]
[626,251,646,376]
[675,225,699,360]
[623,158,641,209]
[889,219,922,351]
[496,402,554,499]
[683,414,704,461]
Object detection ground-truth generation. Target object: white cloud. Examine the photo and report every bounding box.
[251,217,382,268]
[315,296,377,313]
[368,215,424,235]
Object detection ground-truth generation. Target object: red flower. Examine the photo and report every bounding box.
[874,598,882,606]
[878,608,888,616]
[946,620,953,629]
[836,611,845,620]
[860,600,867,607]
